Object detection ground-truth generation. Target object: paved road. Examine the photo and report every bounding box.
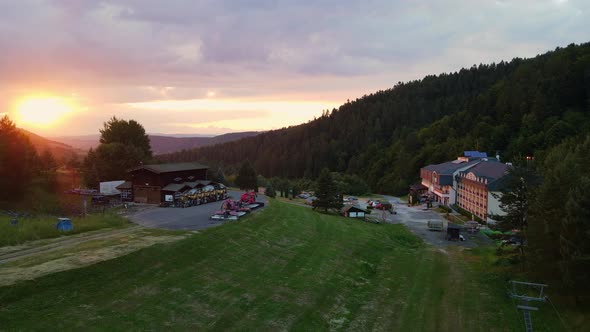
[128,191,267,231]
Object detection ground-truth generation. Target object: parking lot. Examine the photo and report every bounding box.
[373,195,492,248]
[128,190,267,231]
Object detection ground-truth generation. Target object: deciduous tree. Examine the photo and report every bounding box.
[82,117,151,187]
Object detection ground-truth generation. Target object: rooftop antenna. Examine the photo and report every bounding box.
[508,280,548,332]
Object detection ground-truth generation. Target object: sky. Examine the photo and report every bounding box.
[0,0,588,136]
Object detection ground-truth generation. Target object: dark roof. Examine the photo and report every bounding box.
[161,183,191,192]
[115,181,133,190]
[464,151,488,158]
[184,181,198,188]
[129,162,208,174]
[409,183,428,191]
[460,161,509,182]
[341,205,366,213]
[487,173,511,191]
[423,160,479,175]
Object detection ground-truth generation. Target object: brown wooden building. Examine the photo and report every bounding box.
[128,162,208,204]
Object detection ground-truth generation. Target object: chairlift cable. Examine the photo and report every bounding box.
[546,296,569,331]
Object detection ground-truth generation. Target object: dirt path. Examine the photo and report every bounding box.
[0,226,143,264]
[0,228,191,286]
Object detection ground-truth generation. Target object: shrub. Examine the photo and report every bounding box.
[438,205,452,213]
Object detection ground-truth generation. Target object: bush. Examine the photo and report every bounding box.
[438,205,452,213]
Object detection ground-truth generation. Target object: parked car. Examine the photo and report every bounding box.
[305,196,317,205]
[367,200,380,208]
[375,202,394,213]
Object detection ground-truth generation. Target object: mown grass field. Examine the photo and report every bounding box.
[0,200,572,331]
[0,212,130,247]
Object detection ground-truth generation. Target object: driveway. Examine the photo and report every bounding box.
[128,191,267,231]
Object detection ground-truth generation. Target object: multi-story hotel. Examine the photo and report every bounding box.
[420,152,509,223]
[456,161,509,222]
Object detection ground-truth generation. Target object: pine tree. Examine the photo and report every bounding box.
[312,168,343,212]
[215,168,226,184]
[235,161,258,191]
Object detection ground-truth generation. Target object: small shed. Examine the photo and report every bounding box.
[341,205,366,218]
[161,183,191,203]
[447,224,461,241]
[56,218,73,232]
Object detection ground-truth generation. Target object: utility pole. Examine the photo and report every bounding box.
[508,280,548,332]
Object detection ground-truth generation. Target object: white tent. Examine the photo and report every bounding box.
[99,180,125,195]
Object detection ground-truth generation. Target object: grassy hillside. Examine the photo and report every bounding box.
[0,201,571,331]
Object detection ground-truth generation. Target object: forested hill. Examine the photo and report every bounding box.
[159,42,590,194]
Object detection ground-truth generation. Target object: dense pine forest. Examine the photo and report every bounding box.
[160,42,590,195]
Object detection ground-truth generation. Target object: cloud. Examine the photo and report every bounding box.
[1,0,588,135]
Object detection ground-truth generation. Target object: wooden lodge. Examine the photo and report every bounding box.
[127,162,208,204]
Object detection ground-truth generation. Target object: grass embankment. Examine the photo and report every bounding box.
[0,212,130,247]
[0,201,571,331]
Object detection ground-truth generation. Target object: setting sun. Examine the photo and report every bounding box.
[15,96,75,127]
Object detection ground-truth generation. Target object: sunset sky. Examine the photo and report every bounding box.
[1,0,588,136]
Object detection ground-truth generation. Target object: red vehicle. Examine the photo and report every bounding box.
[375,202,394,213]
[240,191,257,204]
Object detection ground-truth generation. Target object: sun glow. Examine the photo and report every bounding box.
[15,96,75,127]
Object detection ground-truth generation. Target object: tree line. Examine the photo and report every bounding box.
[159,42,590,196]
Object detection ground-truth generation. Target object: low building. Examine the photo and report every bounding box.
[409,183,428,196]
[341,205,366,218]
[456,161,509,222]
[128,162,208,204]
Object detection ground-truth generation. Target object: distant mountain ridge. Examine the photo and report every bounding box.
[19,129,80,162]
[51,131,261,155]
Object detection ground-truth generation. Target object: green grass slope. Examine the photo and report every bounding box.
[0,212,130,247]
[0,201,562,331]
